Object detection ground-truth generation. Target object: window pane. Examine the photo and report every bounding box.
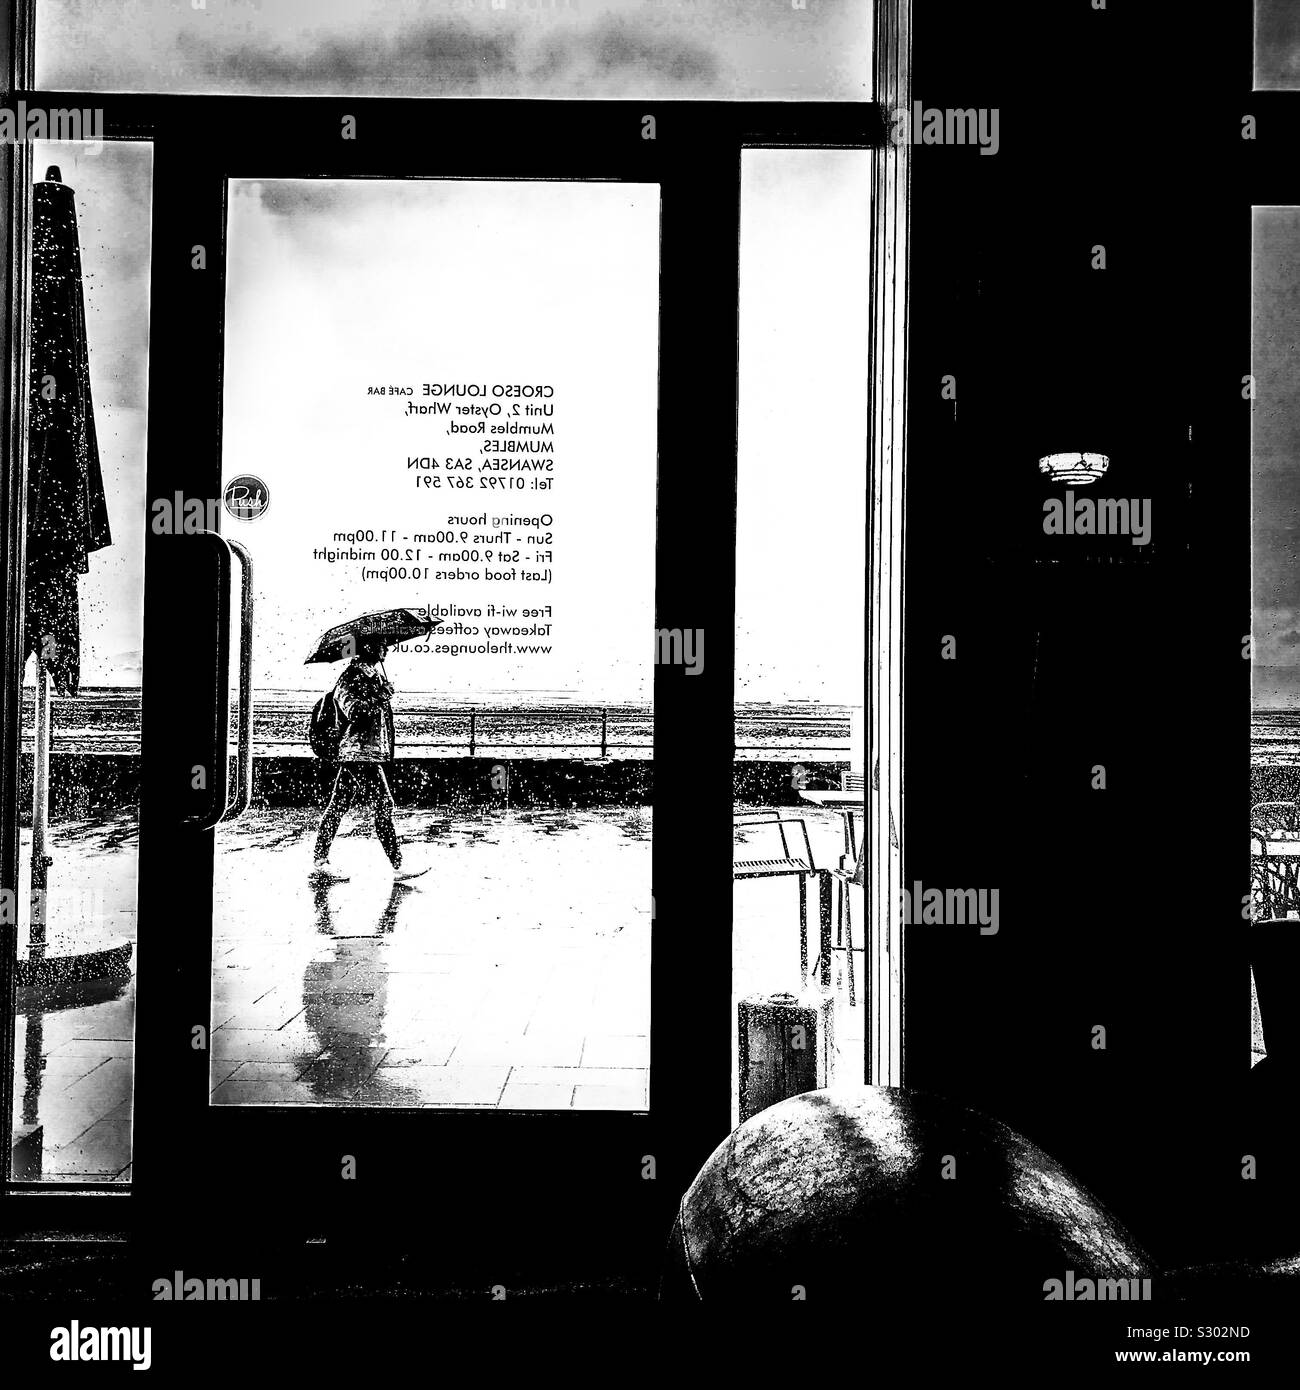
[36,0,871,100]
[1251,207,1300,1073]
[12,140,152,1182]
[210,178,657,1111]
[1256,0,1300,89]
[733,148,869,1127]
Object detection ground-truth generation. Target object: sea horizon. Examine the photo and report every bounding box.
[1253,709,1300,765]
[19,687,857,760]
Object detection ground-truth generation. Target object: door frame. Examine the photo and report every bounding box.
[0,4,909,1263]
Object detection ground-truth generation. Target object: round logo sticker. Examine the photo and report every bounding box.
[223,474,270,521]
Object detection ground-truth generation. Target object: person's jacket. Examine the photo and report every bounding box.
[333,659,395,762]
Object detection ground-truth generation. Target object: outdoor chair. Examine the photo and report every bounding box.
[1252,801,1297,835]
[1251,802,1300,921]
[733,812,833,992]
[824,841,864,1007]
[827,770,867,1005]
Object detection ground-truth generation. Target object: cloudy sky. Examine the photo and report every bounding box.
[1253,207,1300,706]
[20,145,868,710]
[736,148,868,708]
[222,176,659,701]
[1256,0,1300,89]
[37,0,871,100]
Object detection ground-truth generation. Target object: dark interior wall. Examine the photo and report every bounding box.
[903,2,1251,1271]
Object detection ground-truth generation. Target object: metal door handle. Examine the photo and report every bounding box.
[225,538,254,822]
[185,531,231,830]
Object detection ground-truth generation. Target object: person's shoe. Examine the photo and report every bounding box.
[393,865,428,881]
[310,862,350,882]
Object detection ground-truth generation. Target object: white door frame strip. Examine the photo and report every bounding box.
[868,0,911,1088]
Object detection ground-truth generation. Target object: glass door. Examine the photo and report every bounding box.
[119,117,756,1244]
[210,175,659,1113]
[7,137,153,1185]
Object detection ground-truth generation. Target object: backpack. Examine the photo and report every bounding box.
[308,688,347,760]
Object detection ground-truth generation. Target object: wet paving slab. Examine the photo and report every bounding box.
[12,801,864,1174]
[14,817,139,1181]
[13,974,136,1182]
[209,804,653,1109]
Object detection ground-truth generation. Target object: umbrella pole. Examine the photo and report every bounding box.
[30,652,51,949]
[22,1012,44,1126]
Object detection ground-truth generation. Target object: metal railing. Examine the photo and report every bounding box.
[400,707,852,757]
[25,698,854,759]
[388,706,648,759]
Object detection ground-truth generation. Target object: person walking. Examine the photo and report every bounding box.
[312,636,425,881]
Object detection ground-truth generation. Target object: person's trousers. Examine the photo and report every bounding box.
[314,762,401,868]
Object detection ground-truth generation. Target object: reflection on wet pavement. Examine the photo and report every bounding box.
[13,818,138,1182]
[211,805,652,1110]
[9,800,854,1158]
[13,976,135,1182]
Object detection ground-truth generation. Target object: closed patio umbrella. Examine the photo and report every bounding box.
[24,166,111,946]
[25,166,110,693]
